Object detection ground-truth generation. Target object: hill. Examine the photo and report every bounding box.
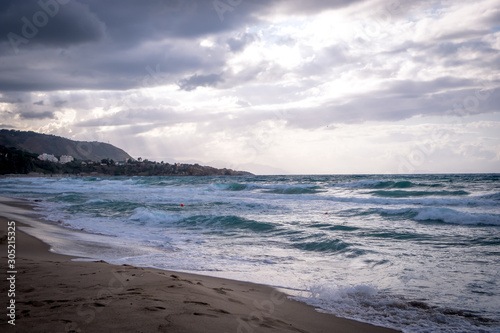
[0,145,252,176]
[0,130,253,176]
[0,129,132,162]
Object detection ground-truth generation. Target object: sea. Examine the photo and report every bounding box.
[1,174,499,333]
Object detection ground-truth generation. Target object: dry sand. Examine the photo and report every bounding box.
[0,197,400,332]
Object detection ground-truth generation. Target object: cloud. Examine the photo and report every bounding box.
[178,73,224,91]
[261,0,365,15]
[75,108,177,128]
[227,33,258,52]
[272,77,500,129]
[0,36,231,92]
[0,0,371,93]
[87,0,255,41]
[0,0,105,49]
[0,0,498,173]
[53,100,67,108]
[19,111,55,119]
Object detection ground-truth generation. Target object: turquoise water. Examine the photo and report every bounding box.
[1,174,499,332]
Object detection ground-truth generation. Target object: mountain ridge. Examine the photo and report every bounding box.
[0,129,253,176]
[0,129,132,162]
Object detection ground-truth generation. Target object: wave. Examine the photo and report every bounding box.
[293,239,350,252]
[179,215,277,233]
[368,190,470,198]
[480,192,500,201]
[372,180,444,189]
[298,284,496,333]
[340,207,500,226]
[209,183,249,191]
[263,185,323,195]
[129,207,183,225]
[307,223,361,232]
[210,182,324,194]
[291,238,366,257]
[84,198,108,204]
[129,208,278,233]
[56,192,86,203]
[322,194,498,211]
[413,207,500,226]
[362,230,433,241]
[334,179,444,189]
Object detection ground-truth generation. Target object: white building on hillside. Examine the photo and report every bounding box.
[38,153,58,163]
[59,155,74,164]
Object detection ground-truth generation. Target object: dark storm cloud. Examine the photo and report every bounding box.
[86,0,252,42]
[19,110,55,119]
[0,68,135,92]
[0,0,105,49]
[0,38,227,92]
[0,0,261,52]
[0,0,366,93]
[1,0,498,135]
[0,0,234,93]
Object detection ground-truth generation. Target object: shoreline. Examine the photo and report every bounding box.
[0,196,400,332]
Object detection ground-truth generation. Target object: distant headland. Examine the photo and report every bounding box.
[0,129,252,177]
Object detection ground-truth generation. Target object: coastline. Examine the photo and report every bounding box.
[0,196,400,332]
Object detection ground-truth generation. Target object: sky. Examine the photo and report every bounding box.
[0,0,499,174]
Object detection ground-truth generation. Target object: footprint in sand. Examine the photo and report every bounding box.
[212,287,233,294]
[24,300,45,307]
[184,301,210,306]
[193,312,218,318]
[209,308,231,315]
[183,301,231,316]
[144,306,167,311]
[228,298,244,304]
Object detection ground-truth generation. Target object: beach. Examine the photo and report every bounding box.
[0,196,400,333]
